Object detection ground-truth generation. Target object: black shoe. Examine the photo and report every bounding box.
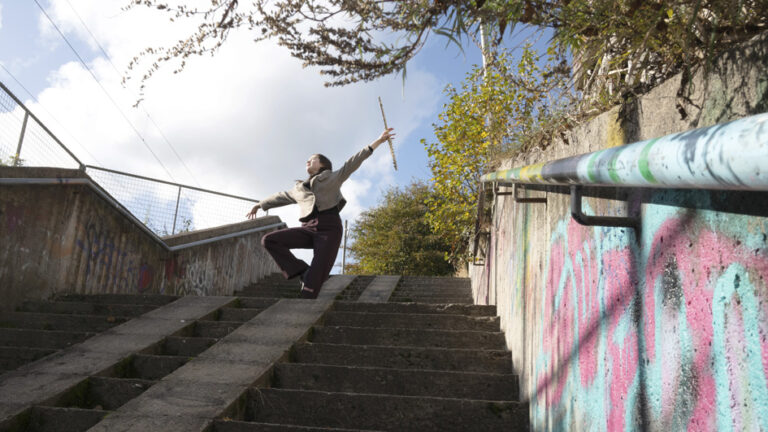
[299,282,317,299]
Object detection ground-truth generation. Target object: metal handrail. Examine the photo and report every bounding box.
[1,80,261,235]
[479,112,768,230]
[482,112,768,191]
[84,165,259,203]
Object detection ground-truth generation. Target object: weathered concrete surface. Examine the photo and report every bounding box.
[273,362,519,400]
[291,343,512,374]
[0,167,282,311]
[312,326,506,350]
[331,301,497,316]
[88,275,354,432]
[0,295,233,425]
[322,310,500,331]
[357,275,400,303]
[245,388,528,431]
[471,32,768,430]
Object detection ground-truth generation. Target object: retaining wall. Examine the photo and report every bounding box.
[471,33,768,430]
[0,167,281,311]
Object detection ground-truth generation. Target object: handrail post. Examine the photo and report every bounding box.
[570,185,638,229]
[14,112,29,166]
[172,186,181,234]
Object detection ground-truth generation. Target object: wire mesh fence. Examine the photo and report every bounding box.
[0,80,259,236]
[86,166,258,236]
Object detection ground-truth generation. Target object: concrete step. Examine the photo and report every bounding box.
[332,301,496,316]
[322,311,499,332]
[394,282,471,289]
[0,346,56,371]
[291,343,512,374]
[398,276,470,284]
[218,308,263,322]
[391,289,473,298]
[43,376,154,410]
[0,312,128,332]
[245,280,301,288]
[388,296,473,304]
[54,293,178,306]
[310,326,506,350]
[273,363,518,401]
[0,328,92,349]
[334,276,376,302]
[395,283,471,290]
[236,298,279,309]
[147,336,217,357]
[244,388,528,431]
[213,420,378,431]
[100,354,189,381]
[235,289,299,299]
[192,320,243,339]
[10,406,110,432]
[18,301,157,317]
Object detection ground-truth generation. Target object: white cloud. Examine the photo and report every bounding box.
[22,0,443,273]
[0,4,4,31]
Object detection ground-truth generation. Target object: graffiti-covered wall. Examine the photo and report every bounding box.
[470,33,768,430]
[0,168,280,310]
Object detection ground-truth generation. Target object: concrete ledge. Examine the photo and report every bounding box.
[1,169,282,305]
[162,217,283,248]
[357,275,400,303]
[0,295,235,425]
[0,167,84,179]
[90,275,355,432]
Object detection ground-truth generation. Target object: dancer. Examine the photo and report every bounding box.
[246,128,396,298]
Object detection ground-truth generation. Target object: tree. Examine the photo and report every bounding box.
[346,181,454,276]
[126,0,767,108]
[423,46,572,264]
[123,0,519,96]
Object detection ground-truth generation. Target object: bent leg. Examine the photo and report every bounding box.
[300,221,343,299]
[261,227,312,279]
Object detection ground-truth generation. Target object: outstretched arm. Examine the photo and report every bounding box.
[335,128,397,182]
[245,188,298,219]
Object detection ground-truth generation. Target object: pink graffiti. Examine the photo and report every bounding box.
[644,220,768,429]
[535,214,768,430]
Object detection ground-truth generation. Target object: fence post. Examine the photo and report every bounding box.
[14,112,29,166]
[172,186,181,235]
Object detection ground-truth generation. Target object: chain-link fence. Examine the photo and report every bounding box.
[85,166,258,236]
[0,81,259,236]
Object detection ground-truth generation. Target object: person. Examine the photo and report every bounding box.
[246,128,396,299]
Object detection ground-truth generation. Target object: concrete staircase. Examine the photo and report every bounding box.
[214,275,528,431]
[0,294,177,375]
[0,275,528,431]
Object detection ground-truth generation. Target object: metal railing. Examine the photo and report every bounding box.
[473,112,768,259]
[482,112,768,191]
[0,80,260,236]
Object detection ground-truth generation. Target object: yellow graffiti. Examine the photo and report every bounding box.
[519,163,545,182]
[606,113,626,148]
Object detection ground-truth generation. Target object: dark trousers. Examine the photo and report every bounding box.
[261,212,343,298]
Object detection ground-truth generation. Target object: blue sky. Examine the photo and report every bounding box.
[0,0,541,270]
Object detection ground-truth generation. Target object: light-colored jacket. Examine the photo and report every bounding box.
[259,146,373,219]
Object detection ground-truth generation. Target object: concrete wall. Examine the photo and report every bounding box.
[471,33,768,430]
[0,167,281,310]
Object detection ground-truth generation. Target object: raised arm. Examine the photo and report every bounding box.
[335,128,396,182]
